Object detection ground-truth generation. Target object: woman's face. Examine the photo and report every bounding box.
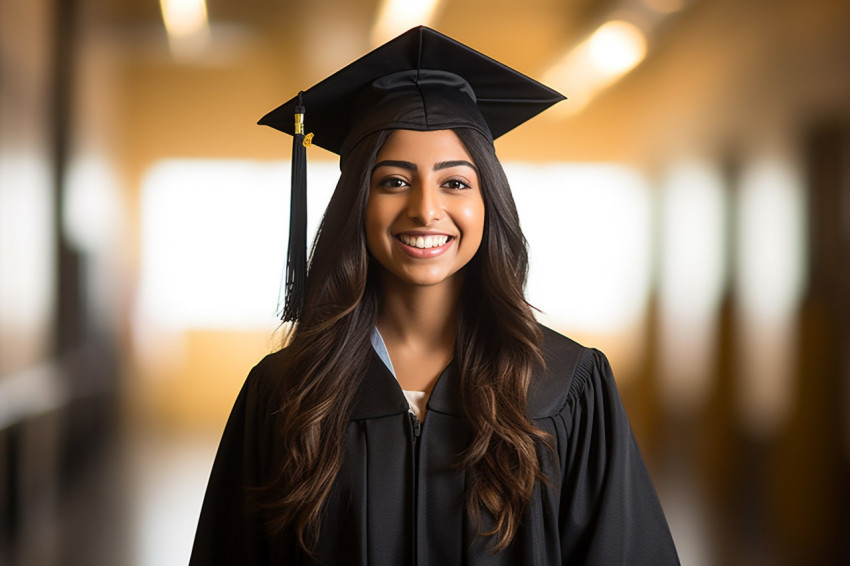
[365,129,485,289]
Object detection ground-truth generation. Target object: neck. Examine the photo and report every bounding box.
[376,272,462,353]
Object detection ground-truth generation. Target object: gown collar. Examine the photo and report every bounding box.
[350,324,582,421]
[350,349,462,421]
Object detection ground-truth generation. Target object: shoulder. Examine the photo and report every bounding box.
[249,348,288,381]
[527,324,609,419]
[239,348,290,413]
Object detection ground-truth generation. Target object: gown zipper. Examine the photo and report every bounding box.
[409,410,422,439]
[408,410,422,565]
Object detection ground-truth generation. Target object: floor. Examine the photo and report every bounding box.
[5,427,219,566]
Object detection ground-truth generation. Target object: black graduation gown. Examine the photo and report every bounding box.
[189,325,680,565]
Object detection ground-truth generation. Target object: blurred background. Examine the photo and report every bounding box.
[1,0,849,564]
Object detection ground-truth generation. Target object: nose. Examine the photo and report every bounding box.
[407,185,442,225]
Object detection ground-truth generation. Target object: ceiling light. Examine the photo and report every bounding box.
[544,20,647,115]
[587,20,647,75]
[371,0,444,47]
[159,0,210,60]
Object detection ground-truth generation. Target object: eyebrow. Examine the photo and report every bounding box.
[372,159,478,174]
[373,160,416,173]
[435,160,477,173]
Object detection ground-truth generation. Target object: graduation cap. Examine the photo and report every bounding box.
[259,26,565,321]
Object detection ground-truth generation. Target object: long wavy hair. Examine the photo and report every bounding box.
[267,127,547,552]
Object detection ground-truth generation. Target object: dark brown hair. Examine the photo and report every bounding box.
[267,127,547,552]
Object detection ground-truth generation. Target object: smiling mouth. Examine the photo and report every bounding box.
[397,234,452,249]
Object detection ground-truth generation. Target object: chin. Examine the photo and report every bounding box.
[392,266,465,288]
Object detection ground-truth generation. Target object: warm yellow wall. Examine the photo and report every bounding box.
[129,328,282,430]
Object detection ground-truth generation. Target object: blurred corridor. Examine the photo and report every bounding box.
[2,0,850,564]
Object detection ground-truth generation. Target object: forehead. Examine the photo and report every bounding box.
[376,129,474,162]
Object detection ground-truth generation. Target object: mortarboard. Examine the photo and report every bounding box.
[259,26,565,321]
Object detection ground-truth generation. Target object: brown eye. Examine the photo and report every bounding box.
[378,177,409,189]
[444,178,470,190]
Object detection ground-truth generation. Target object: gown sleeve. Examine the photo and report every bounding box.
[188,361,281,565]
[557,348,680,565]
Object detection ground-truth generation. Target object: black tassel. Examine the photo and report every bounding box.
[281,93,309,322]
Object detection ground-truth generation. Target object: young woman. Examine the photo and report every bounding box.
[189,27,679,565]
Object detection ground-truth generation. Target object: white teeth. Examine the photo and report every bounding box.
[400,234,449,249]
